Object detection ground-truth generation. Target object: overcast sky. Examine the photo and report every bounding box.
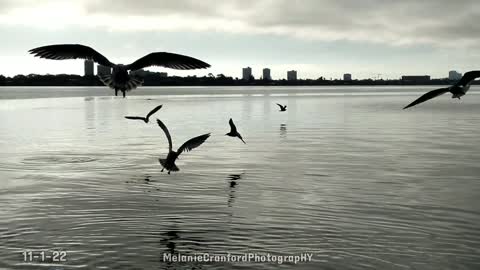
[0,0,479,79]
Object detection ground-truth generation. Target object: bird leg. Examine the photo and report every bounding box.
[122,91,126,98]
[161,168,164,172]
[168,171,171,175]
[115,89,118,96]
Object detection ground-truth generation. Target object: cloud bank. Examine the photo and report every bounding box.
[1,0,479,48]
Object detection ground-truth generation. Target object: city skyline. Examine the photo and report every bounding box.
[1,62,469,81]
[0,1,479,80]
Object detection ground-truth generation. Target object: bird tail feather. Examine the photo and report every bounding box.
[98,75,115,89]
[159,158,167,168]
[158,159,180,172]
[125,76,144,92]
[97,75,144,92]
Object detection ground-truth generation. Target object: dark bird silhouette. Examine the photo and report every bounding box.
[125,104,163,123]
[403,70,480,109]
[156,119,210,174]
[276,103,287,111]
[28,44,210,98]
[226,118,246,144]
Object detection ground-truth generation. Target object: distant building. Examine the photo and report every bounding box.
[97,65,111,76]
[129,70,167,78]
[242,67,252,80]
[343,73,352,81]
[84,60,94,76]
[287,70,297,81]
[449,70,462,80]
[401,75,431,82]
[263,68,271,80]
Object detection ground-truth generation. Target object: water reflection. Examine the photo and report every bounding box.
[227,173,243,208]
[280,124,287,137]
[158,228,207,270]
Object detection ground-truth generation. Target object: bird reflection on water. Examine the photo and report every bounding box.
[227,173,244,208]
[280,124,287,137]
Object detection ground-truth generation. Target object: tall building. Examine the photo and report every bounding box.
[401,75,430,82]
[97,65,112,76]
[343,73,352,81]
[449,70,462,80]
[84,60,94,76]
[242,67,252,80]
[263,68,271,80]
[287,70,297,81]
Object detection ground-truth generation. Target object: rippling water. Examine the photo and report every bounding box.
[1,86,480,269]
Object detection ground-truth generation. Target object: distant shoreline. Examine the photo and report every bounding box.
[1,74,477,87]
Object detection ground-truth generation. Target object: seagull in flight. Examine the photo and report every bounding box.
[125,105,163,123]
[276,103,287,111]
[28,44,210,98]
[403,70,480,109]
[226,118,246,144]
[156,119,210,174]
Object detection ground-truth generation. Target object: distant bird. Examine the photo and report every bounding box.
[156,119,210,174]
[403,71,480,109]
[28,44,210,98]
[276,103,287,111]
[226,118,246,144]
[125,105,163,123]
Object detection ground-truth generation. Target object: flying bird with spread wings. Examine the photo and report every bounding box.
[125,105,163,123]
[28,44,211,98]
[276,103,287,111]
[226,118,246,144]
[403,71,480,109]
[156,119,210,174]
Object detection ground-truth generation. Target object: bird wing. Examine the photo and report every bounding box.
[145,105,163,120]
[125,116,146,121]
[228,118,237,133]
[276,103,283,109]
[177,133,211,155]
[403,88,449,109]
[28,44,114,67]
[156,119,173,152]
[238,133,246,144]
[456,70,480,86]
[126,52,210,71]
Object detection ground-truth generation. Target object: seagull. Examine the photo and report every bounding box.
[276,103,287,111]
[156,119,210,174]
[226,118,246,144]
[403,70,480,109]
[125,105,163,123]
[28,44,210,98]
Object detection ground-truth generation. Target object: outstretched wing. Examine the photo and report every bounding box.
[456,70,480,86]
[28,44,114,67]
[126,52,210,71]
[125,116,145,121]
[403,88,449,109]
[276,103,283,109]
[145,105,163,120]
[238,134,246,144]
[177,133,211,155]
[228,118,237,133]
[156,119,173,152]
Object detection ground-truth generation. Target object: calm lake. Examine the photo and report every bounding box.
[0,86,479,269]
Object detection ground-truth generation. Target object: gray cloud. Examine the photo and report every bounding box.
[2,0,480,48]
[81,0,480,47]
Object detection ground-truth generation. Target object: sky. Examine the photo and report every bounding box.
[0,0,479,80]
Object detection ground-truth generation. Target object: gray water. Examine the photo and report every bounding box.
[0,86,479,269]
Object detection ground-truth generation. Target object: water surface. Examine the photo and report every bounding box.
[0,86,479,269]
